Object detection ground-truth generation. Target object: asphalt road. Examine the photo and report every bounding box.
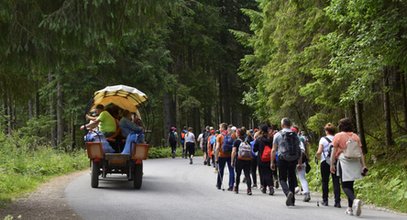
[66,157,406,220]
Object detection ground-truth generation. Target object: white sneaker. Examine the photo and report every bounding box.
[345,207,353,216]
[353,199,362,216]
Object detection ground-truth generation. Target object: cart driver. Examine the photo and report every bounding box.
[81,104,116,138]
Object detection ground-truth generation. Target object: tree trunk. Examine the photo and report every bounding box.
[34,86,40,118]
[163,92,173,140]
[56,79,64,145]
[355,100,367,154]
[383,68,394,146]
[28,99,33,119]
[401,73,407,132]
[49,73,57,147]
[71,115,76,150]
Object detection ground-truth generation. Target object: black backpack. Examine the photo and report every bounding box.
[169,131,176,144]
[278,131,301,162]
[203,131,210,148]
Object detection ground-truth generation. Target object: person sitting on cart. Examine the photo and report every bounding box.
[120,110,143,138]
[80,104,116,138]
[120,110,145,155]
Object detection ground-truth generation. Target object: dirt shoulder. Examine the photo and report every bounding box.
[0,170,87,220]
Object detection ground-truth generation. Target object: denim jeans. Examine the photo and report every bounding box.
[121,132,144,154]
[217,157,235,188]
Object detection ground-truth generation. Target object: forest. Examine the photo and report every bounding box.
[1,0,407,149]
[1,0,407,212]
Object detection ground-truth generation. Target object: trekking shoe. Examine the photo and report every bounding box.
[207,162,211,166]
[189,159,193,164]
[274,180,279,189]
[345,208,353,216]
[334,202,341,208]
[227,187,233,191]
[252,184,257,188]
[295,186,301,194]
[216,185,221,190]
[353,199,362,216]
[303,192,311,202]
[321,201,328,206]
[234,186,239,194]
[204,161,207,165]
[261,186,267,194]
[286,192,294,206]
[269,186,275,195]
[247,189,252,195]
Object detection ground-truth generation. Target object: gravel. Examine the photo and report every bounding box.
[0,170,87,220]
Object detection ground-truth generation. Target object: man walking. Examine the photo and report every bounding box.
[271,118,302,206]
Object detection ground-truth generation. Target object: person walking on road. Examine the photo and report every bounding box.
[292,125,311,202]
[168,127,178,159]
[184,127,196,165]
[231,127,253,195]
[271,118,302,206]
[331,118,368,216]
[180,126,188,159]
[254,124,275,195]
[215,123,235,191]
[316,123,341,207]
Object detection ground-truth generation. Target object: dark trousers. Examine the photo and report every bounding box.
[217,157,235,188]
[342,181,355,208]
[236,160,251,190]
[250,156,258,185]
[259,163,274,188]
[278,159,298,197]
[321,161,341,203]
[186,142,195,158]
[170,142,177,154]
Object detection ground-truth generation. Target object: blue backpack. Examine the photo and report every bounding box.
[222,134,234,153]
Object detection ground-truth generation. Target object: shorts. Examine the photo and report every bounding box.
[186,142,195,155]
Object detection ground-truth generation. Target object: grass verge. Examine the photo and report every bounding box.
[0,144,88,208]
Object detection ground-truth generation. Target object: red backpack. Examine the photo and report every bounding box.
[261,145,272,162]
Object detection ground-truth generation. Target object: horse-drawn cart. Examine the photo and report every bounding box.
[84,85,149,189]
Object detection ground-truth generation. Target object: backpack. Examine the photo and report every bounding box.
[278,131,301,162]
[169,131,176,144]
[210,135,216,146]
[323,137,333,165]
[222,134,234,153]
[238,141,253,160]
[261,145,272,162]
[203,131,210,147]
[181,131,186,140]
[343,134,362,159]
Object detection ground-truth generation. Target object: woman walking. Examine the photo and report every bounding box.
[331,118,368,216]
[232,128,253,195]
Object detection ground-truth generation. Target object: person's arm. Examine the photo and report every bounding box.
[316,138,324,159]
[215,136,221,163]
[80,119,99,130]
[270,143,277,171]
[330,138,338,174]
[231,147,237,167]
[86,114,97,121]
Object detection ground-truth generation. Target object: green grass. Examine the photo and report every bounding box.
[0,133,88,207]
[307,144,407,213]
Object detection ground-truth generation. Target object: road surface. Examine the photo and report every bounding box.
[66,157,406,220]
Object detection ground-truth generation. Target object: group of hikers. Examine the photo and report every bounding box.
[168,117,368,217]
